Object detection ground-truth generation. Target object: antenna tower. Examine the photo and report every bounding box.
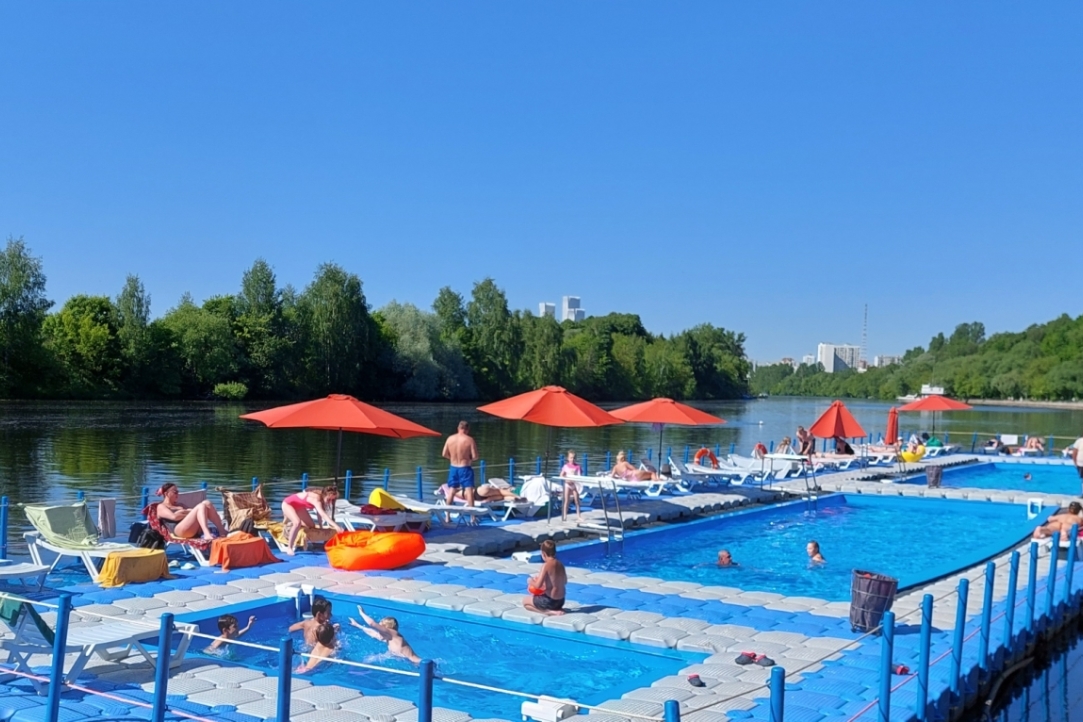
[860,304,868,366]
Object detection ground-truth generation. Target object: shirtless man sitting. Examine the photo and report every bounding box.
[442,421,478,512]
[1032,502,1083,539]
[523,540,567,616]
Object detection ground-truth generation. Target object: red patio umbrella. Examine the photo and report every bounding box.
[610,398,725,466]
[897,395,972,434]
[809,400,868,441]
[885,407,899,446]
[240,394,440,482]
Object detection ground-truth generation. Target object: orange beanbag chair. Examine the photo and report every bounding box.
[325,530,426,571]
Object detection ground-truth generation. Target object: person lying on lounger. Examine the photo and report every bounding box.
[609,451,659,481]
[156,482,227,540]
[441,482,523,503]
[1032,502,1083,539]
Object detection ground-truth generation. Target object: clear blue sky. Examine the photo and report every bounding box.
[2,3,1081,362]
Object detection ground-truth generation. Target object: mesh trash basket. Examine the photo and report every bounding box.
[926,466,943,488]
[850,570,898,633]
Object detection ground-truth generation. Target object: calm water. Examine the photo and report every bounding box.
[2,397,1083,546]
[190,596,698,718]
[559,495,1045,601]
[915,463,1083,496]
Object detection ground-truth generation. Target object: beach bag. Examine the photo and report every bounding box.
[850,570,898,633]
[137,527,166,550]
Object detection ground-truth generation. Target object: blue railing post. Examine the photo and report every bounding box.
[950,578,969,705]
[878,610,895,722]
[141,486,149,511]
[383,468,390,490]
[582,455,587,476]
[509,457,516,481]
[980,561,995,676]
[1026,542,1038,641]
[77,490,84,500]
[419,659,435,722]
[666,446,673,462]
[46,593,73,722]
[917,594,933,721]
[301,472,309,490]
[1004,551,1020,658]
[769,667,785,722]
[0,496,8,560]
[480,460,486,484]
[344,470,352,501]
[606,451,612,469]
[1065,524,1078,605]
[664,699,681,722]
[277,637,294,722]
[683,445,690,463]
[416,467,424,500]
[151,612,174,722]
[970,432,978,453]
[201,480,208,491]
[252,476,259,491]
[714,443,720,457]
[1046,532,1060,622]
[769,440,775,452]
[729,442,736,454]
[536,456,542,475]
[647,448,653,461]
[1047,436,1054,457]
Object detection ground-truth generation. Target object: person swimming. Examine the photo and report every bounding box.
[349,604,421,664]
[717,550,738,567]
[807,540,825,565]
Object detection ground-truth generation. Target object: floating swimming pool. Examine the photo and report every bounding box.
[908,462,1082,497]
[559,495,1048,602]
[182,594,701,719]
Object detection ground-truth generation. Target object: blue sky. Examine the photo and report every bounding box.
[2,3,1081,362]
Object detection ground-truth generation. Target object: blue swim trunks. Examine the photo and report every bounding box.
[447,466,476,489]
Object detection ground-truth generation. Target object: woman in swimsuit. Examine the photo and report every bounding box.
[156,482,227,541]
[281,486,342,555]
[609,451,659,481]
[559,450,583,522]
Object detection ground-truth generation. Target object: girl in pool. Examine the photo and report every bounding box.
[281,486,342,555]
[807,541,825,565]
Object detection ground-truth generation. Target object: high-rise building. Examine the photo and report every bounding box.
[802,354,816,366]
[538,302,555,318]
[561,296,585,322]
[874,355,901,367]
[817,343,861,373]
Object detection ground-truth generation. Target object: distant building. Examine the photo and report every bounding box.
[802,354,816,366]
[780,357,796,368]
[561,296,585,322]
[874,355,902,367]
[538,302,555,318]
[817,343,861,373]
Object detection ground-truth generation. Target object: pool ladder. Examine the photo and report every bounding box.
[577,478,626,554]
[801,462,819,510]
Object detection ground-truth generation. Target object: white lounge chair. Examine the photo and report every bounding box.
[0,593,196,688]
[668,458,730,488]
[385,493,496,525]
[333,499,430,532]
[0,561,50,592]
[24,502,139,583]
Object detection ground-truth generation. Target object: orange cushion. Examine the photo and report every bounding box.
[210,533,280,572]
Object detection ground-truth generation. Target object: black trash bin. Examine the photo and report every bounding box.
[850,570,898,633]
[926,466,943,488]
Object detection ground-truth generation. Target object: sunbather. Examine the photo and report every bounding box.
[610,451,659,481]
[441,483,522,503]
[281,486,342,555]
[350,604,421,664]
[1032,502,1083,539]
[296,622,337,673]
[775,437,795,455]
[834,437,854,455]
[156,483,226,540]
[559,450,583,521]
[1023,437,1045,453]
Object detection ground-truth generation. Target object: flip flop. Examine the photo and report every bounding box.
[755,656,776,667]
[735,652,757,665]
[688,674,705,687]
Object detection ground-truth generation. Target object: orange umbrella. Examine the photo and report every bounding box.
[885,407,899,446]
[897,394,972,434]
[611,398,725,464]
[240,394,439,482]
[477,386,623,428]
[809,400,867,440]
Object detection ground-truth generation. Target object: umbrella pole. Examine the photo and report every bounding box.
[658,426,665,469]
[545,426,553,525]
[335,428,343,486]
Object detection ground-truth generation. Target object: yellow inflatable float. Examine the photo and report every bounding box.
[900,445,926,463]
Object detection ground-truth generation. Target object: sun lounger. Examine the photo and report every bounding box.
[0,593,196,689]
[334,499,430,532]
[0,561,50,591]
[668,458,731,488]
[23,502,139,583]
[385,493,497,525]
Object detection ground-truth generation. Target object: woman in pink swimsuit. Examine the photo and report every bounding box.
[281,486,342,555]
[559,450,583,522]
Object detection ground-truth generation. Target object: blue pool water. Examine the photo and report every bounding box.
[560,495,1047,602]
[185,596,701,719]
[912,462,1083,497]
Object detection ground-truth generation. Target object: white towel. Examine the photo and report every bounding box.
[98,498,117,539]
[519,476,554,506]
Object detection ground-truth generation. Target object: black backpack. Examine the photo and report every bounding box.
[137,527,166,550]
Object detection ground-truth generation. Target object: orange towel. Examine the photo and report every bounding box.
[210,533,280,572]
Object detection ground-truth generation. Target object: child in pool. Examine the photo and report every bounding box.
[207,614,256,651]
[296,622,337,673]
[289,596,336,646]
[350,604,421,664]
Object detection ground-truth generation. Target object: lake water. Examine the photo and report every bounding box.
[2,396,1082,546]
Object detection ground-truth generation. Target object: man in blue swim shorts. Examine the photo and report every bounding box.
[442,420,479,511]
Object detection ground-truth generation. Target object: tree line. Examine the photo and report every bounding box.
[751,318,1083,401]
[0,237,751,402]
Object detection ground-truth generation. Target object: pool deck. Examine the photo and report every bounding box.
[4,455,1082,722]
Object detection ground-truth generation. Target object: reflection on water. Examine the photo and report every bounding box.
[2,397,1083,544]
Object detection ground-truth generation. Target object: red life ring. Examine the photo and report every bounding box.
[753,442,768,457]
[693,448,719,468]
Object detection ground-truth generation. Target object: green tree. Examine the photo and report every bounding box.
[115,275,154,394]
[518,312,567,390]
[0,237,52,396]
[235,259,291,396]
[161,294,239,394]
[432,286,467,345]
[643,339,696,398]
[42,295,122,396]
[464,278,521,398]
[296,263,377,395]
[675,324,750,399]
